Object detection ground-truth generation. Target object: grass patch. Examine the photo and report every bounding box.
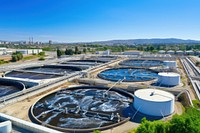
[38,57,45,61]
[181,76,186,87]
[127,129,136,133]
[192,100,200,108]
[22,55,40,60]
[0,59,9,65]
[178,93,190,108]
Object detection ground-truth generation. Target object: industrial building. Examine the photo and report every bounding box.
[158,50,166,54]
[176,50,184,55]
[96,50,111,55]
[167,50,175,55]
[16,49,43,55]
[123,51,142,56]
[0,47,7,55]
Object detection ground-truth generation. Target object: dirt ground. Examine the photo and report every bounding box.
[0,55,11,61]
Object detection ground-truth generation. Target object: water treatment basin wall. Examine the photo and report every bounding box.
[61,60,106,66]
[0,78,25,97]
[23,65,82,74]
[88,56,118,62]
[119,59,164,68]
[30,86,133,132]
[98,68,158,82]
[5,71,61,80]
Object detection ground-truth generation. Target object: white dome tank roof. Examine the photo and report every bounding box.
[134,89,175,116]
[134,89,174,102]
[158,72,180,77]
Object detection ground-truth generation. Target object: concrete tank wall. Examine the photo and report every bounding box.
[0,78,38,89]
[134,96,174,116]
[0,78,25,90]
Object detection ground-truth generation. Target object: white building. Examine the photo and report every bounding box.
[123,51,142,55]
[186,50,194,55]
[167,50,175,55]
[176,50,184,55]
[6,50,13,55]
[16,49,43,55]
[103,50,110,55]
[0,47,7,55]
[96,50,110,55]
[158,50,166,54]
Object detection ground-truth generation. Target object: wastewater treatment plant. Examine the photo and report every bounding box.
[0,55,197,133]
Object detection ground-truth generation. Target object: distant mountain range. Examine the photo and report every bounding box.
[85,38,200,45]
[1,38,200,45]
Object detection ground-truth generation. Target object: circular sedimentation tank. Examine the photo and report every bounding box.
[157,72,180,86]
[67,60,106,63]
[5,71,61,80]
[24,65,82,74]
[119,59,164,68]
[98,68,158,82]
[0,79,25,97]
[61,60,106,65]
[30,86,133,132]
[134,89,175,116]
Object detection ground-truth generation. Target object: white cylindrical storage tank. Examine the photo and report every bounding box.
[134,89,175,116]
[158,72,180,86]
[163,61,177,68]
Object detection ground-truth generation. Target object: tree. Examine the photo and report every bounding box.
[65,48,74,55]
[120,45,126,52]
[74,46,79,54]
[11,52,23,62]
[57,49,62,57]
[196,61,200,67]
[38,51,45,56]
[17,52,23,60]
[135,107,200,133]
[83,48,87,54]
[65,48,68,55]
[11,54,18,62]
[77,51,82,54]
[136,118,155,133]
[38,57,45,61]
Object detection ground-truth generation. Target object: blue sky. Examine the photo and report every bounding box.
[0,0,200,42]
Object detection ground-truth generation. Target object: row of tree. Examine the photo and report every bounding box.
[11,51,46,62]
[57,46,87,57]
[134,107,200,133]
